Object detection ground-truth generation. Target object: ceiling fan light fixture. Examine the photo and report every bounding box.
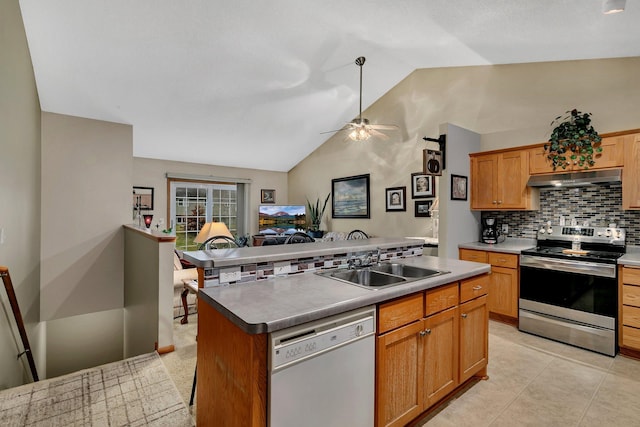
[603,0,625,14]
[349,126,371,141]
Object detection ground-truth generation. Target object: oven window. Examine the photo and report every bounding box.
[520,266,617,318]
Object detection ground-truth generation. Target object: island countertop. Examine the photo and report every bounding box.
[183,237,425,268]
[198,255,490,334]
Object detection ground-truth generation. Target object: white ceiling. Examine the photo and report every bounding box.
[19,0,640,172]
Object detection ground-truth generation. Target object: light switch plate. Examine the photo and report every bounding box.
[502,224,509,234]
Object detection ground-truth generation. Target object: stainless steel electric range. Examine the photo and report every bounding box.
[519,225,626,356]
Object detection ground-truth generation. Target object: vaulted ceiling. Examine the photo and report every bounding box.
[19,0,640,171]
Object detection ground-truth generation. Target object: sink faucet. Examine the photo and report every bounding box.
[348,256,362,270]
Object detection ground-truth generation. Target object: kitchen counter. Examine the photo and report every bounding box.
[198,255,490,334]
[458,238,536,254]
[619,245,640,267]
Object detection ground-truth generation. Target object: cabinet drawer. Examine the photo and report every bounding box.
[623,284,640,308]
[460,274,489,303]
[488,252,518,269]
[622,326,640,349]
[459,249,488,263]
[425,283,459,316]
[378,292,424,334]
[623,267,640,286]
[623,305,640,329]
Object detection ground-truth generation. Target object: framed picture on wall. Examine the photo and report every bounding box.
[411,173,435,199]
[133,186,154,210]
[385,187,406,211]
[451,174,468,201]
[415,200,432,217]
[332,174,370,218]
[261,189,275,203]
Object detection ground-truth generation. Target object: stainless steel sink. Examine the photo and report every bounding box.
[327,269,407,288]
[370,263,443,279]
[316,262,449,290]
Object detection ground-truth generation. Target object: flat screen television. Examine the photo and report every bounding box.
[258,205,307,235]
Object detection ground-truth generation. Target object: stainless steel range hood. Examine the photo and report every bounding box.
[527,169,622,188]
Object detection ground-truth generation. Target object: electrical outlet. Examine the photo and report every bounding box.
[501,224,509,234]
[274,262,291,276]
[219,267,241,283]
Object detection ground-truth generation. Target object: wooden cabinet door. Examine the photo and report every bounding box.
[498,150,530,209]
[529,135,624,174]
[422,307,459,407]
[459,295,488,383]
[488,266,518,318]
[623,133,640,209]
[376,320,425,427]
[470,154,498,210]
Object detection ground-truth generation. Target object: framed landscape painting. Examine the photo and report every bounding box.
[332,174,370,218]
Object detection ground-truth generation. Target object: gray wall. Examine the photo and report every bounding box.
[133,157,288,236]
[0,0,42,388]
[41,112,132,377]
[437,124,481,259]
[288,57,640,240]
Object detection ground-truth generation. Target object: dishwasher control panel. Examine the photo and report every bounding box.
[270,306,375,371]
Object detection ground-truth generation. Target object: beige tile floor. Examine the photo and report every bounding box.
[162,314,640,426]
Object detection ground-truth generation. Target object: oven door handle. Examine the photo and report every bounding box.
[519,255,616,278]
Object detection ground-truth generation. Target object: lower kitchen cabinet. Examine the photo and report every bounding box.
[620,266,640,354]
[459,295,489,383]
[375,277,488,427]
[459,249,519,323]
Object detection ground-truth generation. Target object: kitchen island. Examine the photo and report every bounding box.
[187,238,491,427]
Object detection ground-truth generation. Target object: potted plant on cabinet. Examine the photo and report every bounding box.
[306,193,330,238]
[544,108,603,170]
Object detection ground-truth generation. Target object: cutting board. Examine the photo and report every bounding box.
[562,249,589,255]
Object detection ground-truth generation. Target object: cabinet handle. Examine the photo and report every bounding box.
[473,285,483,290]
[419,329,431,336]
[498,200,503,204]
[492,200,497,204]
[461,313,468,319]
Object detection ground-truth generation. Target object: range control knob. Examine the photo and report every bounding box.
[539,228,546,234]
[597,231,603,236]
[605,230,612,238]
[547,227,553,234]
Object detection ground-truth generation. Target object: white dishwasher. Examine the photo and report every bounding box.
[269,305,376,427]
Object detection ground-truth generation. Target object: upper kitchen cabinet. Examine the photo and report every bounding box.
[623,132,640,209]
[470,150,539,210]
[529,135,625,175]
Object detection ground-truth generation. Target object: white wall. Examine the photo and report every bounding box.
[0,0,42,388]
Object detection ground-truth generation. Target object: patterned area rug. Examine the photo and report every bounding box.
[0,352,194,426]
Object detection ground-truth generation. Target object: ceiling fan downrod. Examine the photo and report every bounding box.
[355,56,366,123]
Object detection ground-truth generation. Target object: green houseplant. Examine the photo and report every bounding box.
[307,193,331,238]
[544,108,602,170]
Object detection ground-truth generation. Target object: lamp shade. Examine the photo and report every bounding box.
[194,222,233,244]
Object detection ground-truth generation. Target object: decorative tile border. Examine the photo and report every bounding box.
[202,244,424,286]
[482,185,640,245]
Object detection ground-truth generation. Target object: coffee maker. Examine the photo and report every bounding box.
[481,217,500,244]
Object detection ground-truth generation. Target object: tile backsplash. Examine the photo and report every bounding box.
[482,185,640,245]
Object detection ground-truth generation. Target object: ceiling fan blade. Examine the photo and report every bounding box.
[320,128,347,135]
[369,129,390,139]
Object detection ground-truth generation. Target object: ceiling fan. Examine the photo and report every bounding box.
[322,56,398,141]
